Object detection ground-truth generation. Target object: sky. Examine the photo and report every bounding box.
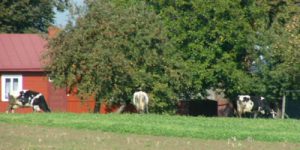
[54,11,69,27]
[54,0,84,28]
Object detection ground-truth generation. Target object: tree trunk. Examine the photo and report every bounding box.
[93,95,101,113]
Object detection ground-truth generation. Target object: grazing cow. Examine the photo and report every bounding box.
[132,91,149,114]
[235,95,277,118]
[235,95,253,117]
[6,90,51,113]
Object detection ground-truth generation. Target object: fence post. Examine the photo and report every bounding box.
[281,92,286,119]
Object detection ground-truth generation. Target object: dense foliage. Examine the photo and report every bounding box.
[45,0,299,113]
[148,1,261,99]
[147,0,300,100]
[1,113,300,142]
[257,3,300,99]
[45,0,181,113]
[0,0,69,33]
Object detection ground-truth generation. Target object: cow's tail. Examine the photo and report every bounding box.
[39,96,51,112]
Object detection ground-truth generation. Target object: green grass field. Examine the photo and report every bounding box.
[0,113,299,143]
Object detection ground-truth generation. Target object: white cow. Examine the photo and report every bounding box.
[235,95,277,118]
[133,91,149,113]
[236,95,254,117]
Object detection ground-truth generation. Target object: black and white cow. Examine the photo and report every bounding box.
[6,90,51,113]
[234,95,277,118]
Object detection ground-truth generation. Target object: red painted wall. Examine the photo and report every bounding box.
[0,72,49,113]
[47,83,67,112]
[0,72,135,114]
[23,73,49,100]
[66,93,95,113]
[1,72,97,113]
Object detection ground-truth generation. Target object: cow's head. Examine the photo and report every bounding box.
[238,95,251,102]
[7,91,21,104]
[9,91,19,98]
[8,93,18,103]
[17,90,30,102]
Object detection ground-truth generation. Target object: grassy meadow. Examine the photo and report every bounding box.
[0,113,299,143]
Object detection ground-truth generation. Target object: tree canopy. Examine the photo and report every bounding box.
[0,0,69,33]
[45,0,181,113]
[234,0,300,99]
[147,0,300,100]
[45,0,300,113]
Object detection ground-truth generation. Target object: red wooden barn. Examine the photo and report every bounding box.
[0,32,95,113]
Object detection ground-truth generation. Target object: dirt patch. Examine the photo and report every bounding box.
[0,123,299,150]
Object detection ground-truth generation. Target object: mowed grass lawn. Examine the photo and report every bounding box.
[0,113,299,143]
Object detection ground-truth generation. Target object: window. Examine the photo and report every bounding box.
[1,75,23,101]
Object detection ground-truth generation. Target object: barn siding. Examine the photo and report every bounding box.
[0,72,99,113]
[0,72,49,113]
[0,72,134,114]
[23,73,49,100]
[22,73,49,113]
[0,33,100,114]
[47,83,67,112]
[0,73,99,113]
[0,76,2,112]
[66,93,95,113]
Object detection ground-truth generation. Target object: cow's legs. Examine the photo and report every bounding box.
[6,104,18,113]
[270,109,277,118]
[6,105,13,113]
[140,102,145,114]
[33,105,41,112]
[10,105,19,113]
[38,96,51,112]
[253,112,258,118]
[135,104,141,113]
[145,104,149,114]
[237,110,243,118]
[233,109,239,117]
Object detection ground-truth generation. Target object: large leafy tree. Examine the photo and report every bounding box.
[147,0,300,101]
[147,0,263,100]
[254,0,300,99]
[45,0,181,113]
[46,0,299,114]
[0,0,69,33]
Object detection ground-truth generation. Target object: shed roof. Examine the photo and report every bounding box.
[0,34,47,72]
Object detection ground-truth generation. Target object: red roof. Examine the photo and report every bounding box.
[0,34,47,72]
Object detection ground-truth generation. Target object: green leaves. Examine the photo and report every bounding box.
[154,1,256,98]
[0,0,69,33]
[150,0,300,101]
[251,0,300,98]
[45,0,179,112]
[45,0,300,113]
